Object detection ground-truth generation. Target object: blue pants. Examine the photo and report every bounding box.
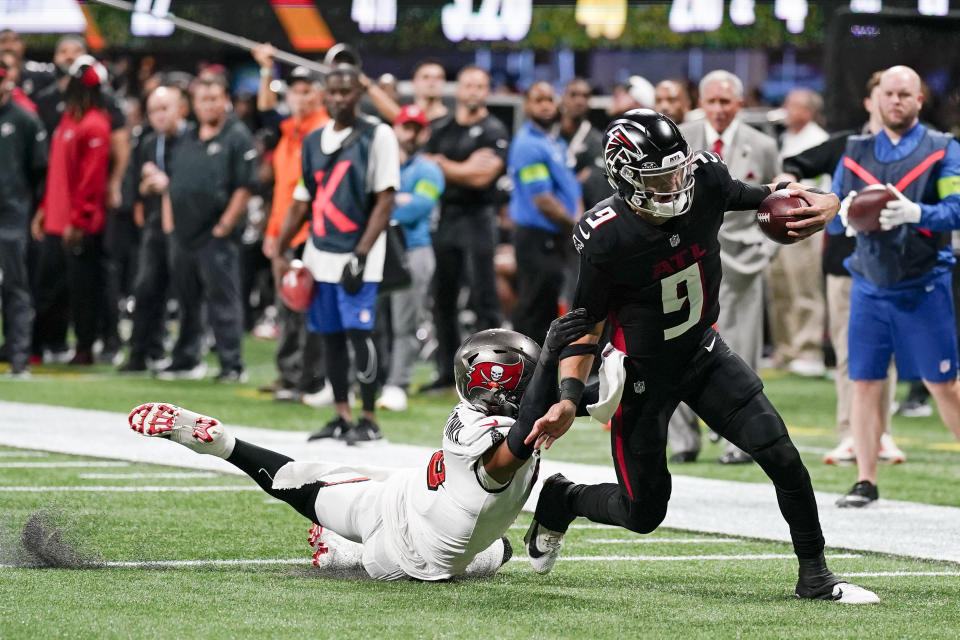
[307,282,378,335]
[849,271,959,382]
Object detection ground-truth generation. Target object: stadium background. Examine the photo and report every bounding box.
[4,1,960,638]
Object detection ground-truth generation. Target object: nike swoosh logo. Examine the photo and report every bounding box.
[526,523,547,558]
[705,337,716,352]
[579,227,591,239]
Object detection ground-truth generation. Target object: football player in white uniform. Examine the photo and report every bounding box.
[127,310,592,581]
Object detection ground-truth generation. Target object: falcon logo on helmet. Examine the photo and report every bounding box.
[603,109,696,219]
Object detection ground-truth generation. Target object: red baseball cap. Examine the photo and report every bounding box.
[395,104,429,128]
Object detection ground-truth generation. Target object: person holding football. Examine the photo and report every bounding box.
[126,310,592,581]
[522,109,880,604]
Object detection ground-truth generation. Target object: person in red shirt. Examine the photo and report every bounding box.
[31,56,111,365]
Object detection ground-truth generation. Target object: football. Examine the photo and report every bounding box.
[756,189,809,245]
[848,184,896,232]
[279,259,314,312]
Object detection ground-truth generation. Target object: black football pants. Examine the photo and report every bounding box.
[168,234,244,373]
[128,221,169,363]
[512,226,567,347]
[31,234,70,355]
[564,329,826,560]
[0,237,34,371]
[432,208,501,382]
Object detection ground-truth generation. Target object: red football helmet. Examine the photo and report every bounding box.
[279,260,314,312]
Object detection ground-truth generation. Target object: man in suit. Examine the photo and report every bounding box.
[671,70,782,464]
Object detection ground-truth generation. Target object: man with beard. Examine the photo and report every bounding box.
[422,66,509,392]
[831,65,960,507]
[508,81,581,346]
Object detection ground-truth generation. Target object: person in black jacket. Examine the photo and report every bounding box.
[0,58,47,376]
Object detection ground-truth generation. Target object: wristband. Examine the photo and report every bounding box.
[259,66,272,79]
[775,181,792,192]
[804,187,827,195]
[558,343,600,361]
[559,377,585,407]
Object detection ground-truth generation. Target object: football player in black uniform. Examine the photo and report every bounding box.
[523,109,879,604]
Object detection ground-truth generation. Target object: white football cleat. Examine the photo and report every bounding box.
[307,523,366,577]
[878,432,906,464]
[823,436,855,465]
[825,582,881,604]
[376,385,408,412]
[128,402,235,458]
[523,520,565,575]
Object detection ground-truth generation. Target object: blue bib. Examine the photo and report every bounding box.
[842,128,951,287]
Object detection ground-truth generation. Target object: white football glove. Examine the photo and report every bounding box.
[879,183,922,231]
[838,190,857,237]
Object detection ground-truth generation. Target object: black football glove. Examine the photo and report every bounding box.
[340,253,366,295]
[541,308,593,364]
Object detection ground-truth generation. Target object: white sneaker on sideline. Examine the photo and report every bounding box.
[128,402,235,458]
[377,385,408,411]
[302,382,354,408]
[878,432,906,464]
[156,361,207,381]
[787,358,827,378]
[823,436,855,465]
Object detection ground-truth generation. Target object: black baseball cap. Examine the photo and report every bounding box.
[288,66,317,86]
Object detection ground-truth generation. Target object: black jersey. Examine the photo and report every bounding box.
[572,151,769,367]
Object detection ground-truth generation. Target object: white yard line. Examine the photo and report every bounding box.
[0,451,48,457]
[843,571,960,578]
[0,461,130,468]
[543,553,861,562]
[0,485,258,492]
[4,400,960,562]
[508,523,618,531]
[78,472,221,480]
[585,538,740,544]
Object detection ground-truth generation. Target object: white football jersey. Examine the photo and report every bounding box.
[377,402,539,580]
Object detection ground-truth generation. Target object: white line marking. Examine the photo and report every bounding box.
[585,538,741,545]
[0,451,48,458]
[0,461,130,468]
[508,523,618,531]
[0,553,862,570]
[538,553,860,562]
[843,571,960,578]
[78,472,220,480]
[0,485,257,492]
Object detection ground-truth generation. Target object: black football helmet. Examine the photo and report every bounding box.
[453,329,541,418]
[603,108,695,218]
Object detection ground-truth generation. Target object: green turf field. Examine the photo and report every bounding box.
[2,337,960,638]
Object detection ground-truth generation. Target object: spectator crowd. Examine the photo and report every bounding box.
[3,28,960,506]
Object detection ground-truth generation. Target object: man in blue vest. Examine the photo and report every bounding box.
[273,64,400,445]
[831,66,960,507]
[507,81,582,346]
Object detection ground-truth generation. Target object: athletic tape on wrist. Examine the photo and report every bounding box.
[559,377,585,407]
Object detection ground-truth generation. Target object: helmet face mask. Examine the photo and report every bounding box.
[604,109,695,219]
[453,329,541,419]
